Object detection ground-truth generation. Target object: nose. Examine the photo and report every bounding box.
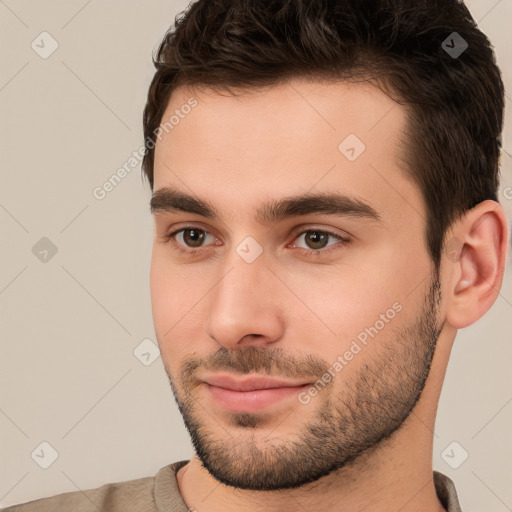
[204,253,285,350]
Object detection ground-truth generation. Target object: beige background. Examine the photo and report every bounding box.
[1,0,511,509]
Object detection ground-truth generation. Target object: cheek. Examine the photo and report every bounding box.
[281,250,416,353]
[150,253,174,330]
[150,253,187,343]
[150,251,209,365]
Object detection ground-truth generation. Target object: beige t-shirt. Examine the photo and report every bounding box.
[2,461,462,512]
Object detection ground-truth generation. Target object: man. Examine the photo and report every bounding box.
[4,0,509,510]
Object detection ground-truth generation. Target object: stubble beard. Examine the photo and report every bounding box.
[166,271,442,490]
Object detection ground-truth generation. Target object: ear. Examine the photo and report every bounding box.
[444,200,510,329]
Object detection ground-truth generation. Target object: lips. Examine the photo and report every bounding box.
[202,374,312,413]
[203,374,310,391]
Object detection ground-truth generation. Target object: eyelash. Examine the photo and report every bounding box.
[162,226,351,256]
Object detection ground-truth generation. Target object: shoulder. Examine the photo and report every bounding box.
[1,461,189,512]
[433,470,463,512]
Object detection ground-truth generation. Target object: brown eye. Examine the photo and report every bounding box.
[165,226,218,254]
[303,231,329,250]
[181,228,207,247]
[291,229,350,254]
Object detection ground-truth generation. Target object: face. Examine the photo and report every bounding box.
[150,79,444,490]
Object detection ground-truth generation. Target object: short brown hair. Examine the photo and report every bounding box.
[142,0,504,268]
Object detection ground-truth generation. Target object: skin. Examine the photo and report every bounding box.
[150,78,509,512]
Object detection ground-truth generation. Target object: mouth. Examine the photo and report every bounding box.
[202,374,312,412]
[203,373,311,391]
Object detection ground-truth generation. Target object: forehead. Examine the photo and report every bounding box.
[153,78,423,224]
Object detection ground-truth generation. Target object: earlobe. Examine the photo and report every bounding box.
[445,200,509,329]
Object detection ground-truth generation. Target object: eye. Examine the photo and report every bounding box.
[166,227,219,253]
[290,229,350,253]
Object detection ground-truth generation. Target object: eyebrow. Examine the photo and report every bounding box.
[150,186,382,224]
